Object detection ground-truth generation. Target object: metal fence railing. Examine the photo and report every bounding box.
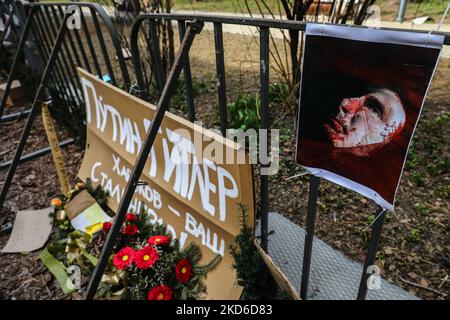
[132,13,450,301]
[1,7,450,300]
[0,2,130,219]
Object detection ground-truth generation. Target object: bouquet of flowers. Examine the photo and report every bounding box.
[43,180,219,300]
[99,211,221,300]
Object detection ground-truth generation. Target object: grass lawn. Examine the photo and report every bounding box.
[377,0,449,22]
[174,0,448,22]
[43,0,448,23]
[172,0,279,13]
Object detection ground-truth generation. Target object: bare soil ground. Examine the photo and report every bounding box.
[0,29,448,300]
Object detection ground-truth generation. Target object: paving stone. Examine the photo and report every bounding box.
[256,212,419,300]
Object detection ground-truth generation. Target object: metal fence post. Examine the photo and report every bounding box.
[84,20,204,300]
[178,20,196,122]
[214,22,228,136]
[259,27,270,252]
[395,0,408,22]
[357,207,387,300]
[148,19,166,95]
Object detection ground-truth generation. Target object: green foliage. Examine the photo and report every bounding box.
[103,209,220,300]
[442,185,450,199]
[85,178,110,209]
[414,203,430,216]
[269,82,290,103]
[47,181,110,268]
[230,204,281,300]
[227,82,291,131]
[228,94,260,131]
[405,146,420,170]
[408,228,421,243]
[411,171,426,187]
[171,76,210,113]
[367,213,376,225]
[174,0,279,13]
[426,156,449,176]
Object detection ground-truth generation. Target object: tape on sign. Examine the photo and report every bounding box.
[41,102,70,196]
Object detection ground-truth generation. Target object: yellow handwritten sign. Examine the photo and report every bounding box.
[77,68,255,299]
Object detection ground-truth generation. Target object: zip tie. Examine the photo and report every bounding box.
[285,172,308,181]
[129,83,145,95]
[363,208,387,232]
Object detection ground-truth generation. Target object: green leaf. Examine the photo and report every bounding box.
[39,248,76,295]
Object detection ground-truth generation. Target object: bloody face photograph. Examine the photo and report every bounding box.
[296,24,444,211]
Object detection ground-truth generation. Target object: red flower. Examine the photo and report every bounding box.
[122,225,138,236]
[126,213,137,222]
[147,235,170,246]
[175,258,193,283]
[113,247,135,270]
[148,285,173,300]
[103,221,112,233]
[134,246,159,270]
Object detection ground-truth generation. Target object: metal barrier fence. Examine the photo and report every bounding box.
[0,0,37,86]
[0,2,130,213]
[1,7,450,300]
[0,0,41,115]
[87,13,450,301]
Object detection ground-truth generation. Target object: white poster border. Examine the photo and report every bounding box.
[297,24,445,212]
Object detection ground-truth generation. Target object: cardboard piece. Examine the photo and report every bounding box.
[1,207,53,253]
[254,240,300,300]
[65,190,111,234]
[0,80,28,107]
[65,190,97,220]
[77,68,255,299]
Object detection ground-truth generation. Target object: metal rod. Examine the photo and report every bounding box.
[130,22,146,99]
[32,8,71,104]
[31,11,68,102]
[45,6,81,105]
[148,19,166,95]
[395,0,408,23]
[79,8,102,77]
[40,6,79,106]
[214,22,228,136]
[72,24,92,74]
[84,20,204,300]
[0,7,35,120]
[0,139,74,171]
[178,20,196,122]
[0,109,31,122]
[300,175,320,300]
[57,6,81,67]
[259,27,270,252]
[90,7,116,85]
[0,13,69,210]
[357,207,387,300]
[50,6,82,104]
[129,12,450,45]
